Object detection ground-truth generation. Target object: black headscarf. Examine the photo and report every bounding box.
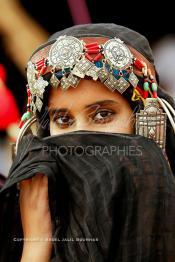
[32,23,154,64]
[0,174,6,189]
[33,23,175,174]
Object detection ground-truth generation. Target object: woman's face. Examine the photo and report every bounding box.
[48,79,134,136]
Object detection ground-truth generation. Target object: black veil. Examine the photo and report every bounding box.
[0,131,175,262]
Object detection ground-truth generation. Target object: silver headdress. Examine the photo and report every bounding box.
[17,35,175,154]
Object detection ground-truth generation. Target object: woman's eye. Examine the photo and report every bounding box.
[53,114,74,128]
[92,110,115,124]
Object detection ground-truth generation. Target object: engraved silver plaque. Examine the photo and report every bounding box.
[48,36,83,69]
[103,38,133,70]
[136,98,167,151]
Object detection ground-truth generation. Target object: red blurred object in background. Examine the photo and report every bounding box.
[0,64,20,131]
[0,64,7,82]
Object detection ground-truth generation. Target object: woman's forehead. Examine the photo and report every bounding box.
[48,79,130,110]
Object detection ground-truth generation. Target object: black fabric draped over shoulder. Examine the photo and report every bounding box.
[0,131,175,262]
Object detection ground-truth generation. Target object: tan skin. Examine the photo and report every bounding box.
[49,79,134,135]
[19,37,155,261]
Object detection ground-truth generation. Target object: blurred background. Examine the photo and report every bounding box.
[0,0,174,178]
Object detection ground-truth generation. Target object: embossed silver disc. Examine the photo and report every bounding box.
[103,38,133,69]
[48,36,83,69]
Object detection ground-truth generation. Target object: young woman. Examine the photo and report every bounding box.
[1,23,175,262]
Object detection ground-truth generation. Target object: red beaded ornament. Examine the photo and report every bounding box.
[35,58,47,78]
[84,42,102,62]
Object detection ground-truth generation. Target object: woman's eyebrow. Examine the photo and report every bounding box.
[49,108,69,116]
[84,100,118,109]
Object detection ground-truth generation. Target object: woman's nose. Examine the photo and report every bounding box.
[74,116,92,131]
[75,121,89,131]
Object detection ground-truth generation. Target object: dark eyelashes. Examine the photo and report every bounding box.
[88,108,115,117]
[52,108,116,128]
[92,110,115,124]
